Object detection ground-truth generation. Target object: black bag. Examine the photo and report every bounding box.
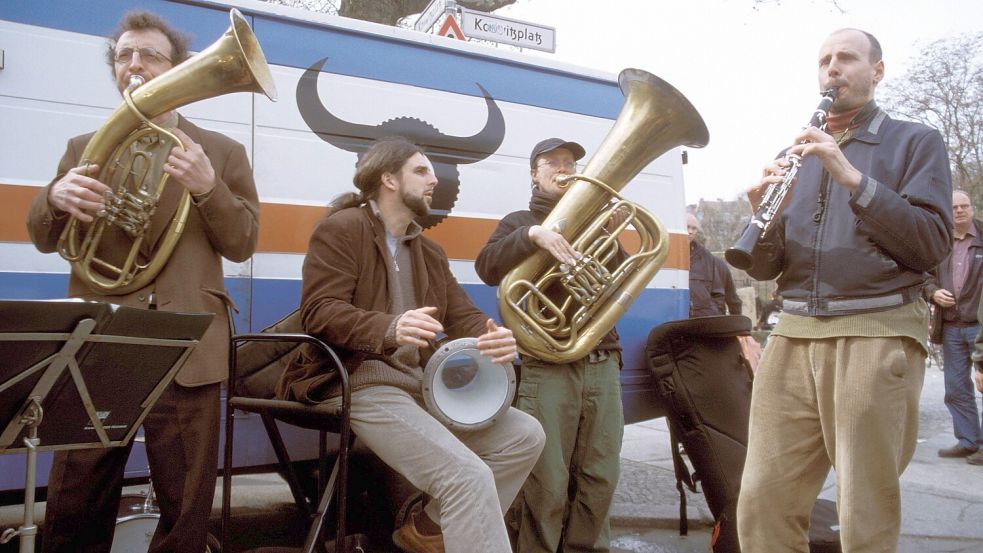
[234,309,304,399]
[646,315,753,553]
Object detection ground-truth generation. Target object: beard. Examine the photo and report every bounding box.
[401,189,430,218]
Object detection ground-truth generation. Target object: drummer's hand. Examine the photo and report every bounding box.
[477,319,517,364]
[395,306,443,347]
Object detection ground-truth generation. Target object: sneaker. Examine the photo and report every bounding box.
[967,450,983,466]
[937,444,979,458]
[392,511,445,553]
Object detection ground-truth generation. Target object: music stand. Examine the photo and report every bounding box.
[0,300,213,553]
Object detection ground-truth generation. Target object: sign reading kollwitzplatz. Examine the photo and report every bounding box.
[459,8,556,53]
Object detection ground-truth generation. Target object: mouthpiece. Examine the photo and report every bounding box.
[128,75,145,91]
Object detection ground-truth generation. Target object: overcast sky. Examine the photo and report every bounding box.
[491,0,983,205]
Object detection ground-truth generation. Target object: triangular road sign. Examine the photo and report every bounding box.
[436,16,465,41]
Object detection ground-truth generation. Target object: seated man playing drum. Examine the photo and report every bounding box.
[276,136,545,553]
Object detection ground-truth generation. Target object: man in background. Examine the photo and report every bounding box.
[686,212,742,317]
[926,190,983,461]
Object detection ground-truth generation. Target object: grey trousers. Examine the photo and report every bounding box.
[329,385,545,553]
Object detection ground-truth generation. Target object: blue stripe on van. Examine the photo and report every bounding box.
[2,0,624,119]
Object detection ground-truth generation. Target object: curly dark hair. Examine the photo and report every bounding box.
[105,11,191,77]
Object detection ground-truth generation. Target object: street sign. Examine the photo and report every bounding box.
[436,16,465,41]
[459,8,555,52]
[413,0,446,33]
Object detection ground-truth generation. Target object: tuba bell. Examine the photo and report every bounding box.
[57,9,277,294]
[498,69,708,363]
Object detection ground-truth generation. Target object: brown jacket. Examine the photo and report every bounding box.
[277,204,488,403]
[26,116,260,386]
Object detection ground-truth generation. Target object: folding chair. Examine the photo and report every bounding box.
[220,309,353,553]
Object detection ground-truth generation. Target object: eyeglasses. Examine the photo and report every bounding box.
[114,47,172,64]
[536,159,577,170]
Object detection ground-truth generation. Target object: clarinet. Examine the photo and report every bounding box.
[725,87,839,271]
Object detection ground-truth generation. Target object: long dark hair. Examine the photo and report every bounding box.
[328,136,423,213]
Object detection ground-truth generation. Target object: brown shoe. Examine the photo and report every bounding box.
[392,511,445,553]
[938,443,978,458]
[967,450,983,465]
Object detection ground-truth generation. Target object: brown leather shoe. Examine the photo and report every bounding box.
[392,511,445,553]
[938,444,979,458]
[967,450,983,465]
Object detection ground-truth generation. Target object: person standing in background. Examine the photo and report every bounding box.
[686,212,742,317]
[926,190,983,461]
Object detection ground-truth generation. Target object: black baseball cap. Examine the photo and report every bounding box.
[529,138,586,169]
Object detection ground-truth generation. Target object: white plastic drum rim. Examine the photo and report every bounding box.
[421,337,516,431]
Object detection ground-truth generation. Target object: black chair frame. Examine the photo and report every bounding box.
[221,332,352,553]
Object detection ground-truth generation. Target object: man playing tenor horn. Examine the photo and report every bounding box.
[26,10,260,553]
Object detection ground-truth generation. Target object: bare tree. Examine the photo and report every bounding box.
[883,33,983,205]
[692,198,752,254]
[261,0,516,26]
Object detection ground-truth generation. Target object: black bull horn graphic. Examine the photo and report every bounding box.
[297,58,506,228]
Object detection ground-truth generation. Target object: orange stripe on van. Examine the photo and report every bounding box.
[2,184,688,269]
[0,185,37,243]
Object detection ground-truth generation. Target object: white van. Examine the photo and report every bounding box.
[0,0,692,494]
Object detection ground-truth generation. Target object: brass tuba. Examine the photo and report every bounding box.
[498,69,708,363]
[57,9,277,294]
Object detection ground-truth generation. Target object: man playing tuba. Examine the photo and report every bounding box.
[26,11,260,552]
[476,138,625,553]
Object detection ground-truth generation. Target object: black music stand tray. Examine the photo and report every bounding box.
[0,299,213,553]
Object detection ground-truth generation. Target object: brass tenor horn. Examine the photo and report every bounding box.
[498,69,708,363]
[57,8,277,294]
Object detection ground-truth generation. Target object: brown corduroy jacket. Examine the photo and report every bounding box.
[277,204,489,403]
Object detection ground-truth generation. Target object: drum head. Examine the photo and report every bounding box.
[422,338,516,431]
[112,513,159,553]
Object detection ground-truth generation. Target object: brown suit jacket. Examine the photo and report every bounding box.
[26,115,260,386]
